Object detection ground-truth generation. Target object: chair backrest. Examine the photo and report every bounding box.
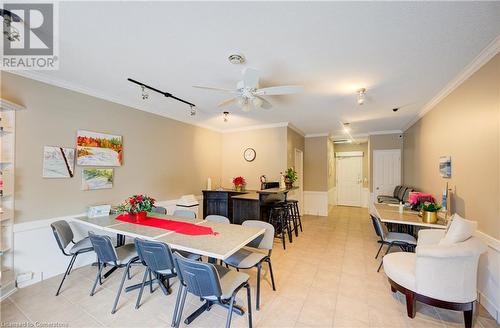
[135,238,175,273]
[370,215,383,240]
[393,185,402,198]
[173,253,222,299]
[173,209,196,219]
[372,215,388,241]
[88,232,118,264]
[242,220,275,250]
[51,220,74,251]
[397,187,408,201]
[151,206,167,215]
[402,188,414,203]
[205,215,230,224]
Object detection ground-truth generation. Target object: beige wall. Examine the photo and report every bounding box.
[369,133,404,191]
[304,136,328,191]
[404,54,499,238]
[287,127,305,169]
[221,127,287,190]
[334,142,369,188]
[327,138,335,190]
[1,73,222,223]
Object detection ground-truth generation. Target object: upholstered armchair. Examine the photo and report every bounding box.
[383,228,487,328]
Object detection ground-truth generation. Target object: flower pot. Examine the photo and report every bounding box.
[234,185,243,192]
[134,211,147,222]
[285,181,294,190]
[422,210,437,224]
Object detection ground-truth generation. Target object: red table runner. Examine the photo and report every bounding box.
[116,214,218,236]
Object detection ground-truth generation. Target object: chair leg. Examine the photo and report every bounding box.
[149,269,154,293]
[375,243,384,259]
[171,285,184,327]
[135,268,149,309]
[377,244,393,272]
[66,253,77,276]
[245,283,253,328]
[256,263,262,310]
[225,294,236,328]
[267,259,276,291]
[56,254,76,296]
[404,291,416,318]
[111,262,132,314]
[463,304,473,328]
[90,261,104,296]
[175,286,188,328]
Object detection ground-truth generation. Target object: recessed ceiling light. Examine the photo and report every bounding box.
[357,88,366,105]
[228,53,245,64]
[343,122,350,133]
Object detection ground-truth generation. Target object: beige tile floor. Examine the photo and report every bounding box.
[1,206,498,328]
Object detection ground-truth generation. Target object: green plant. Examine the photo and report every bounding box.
[117,194,156,214]
[284,168,298,183]
[421,201,442,212]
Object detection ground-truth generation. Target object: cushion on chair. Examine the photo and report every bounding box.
[382,252,416,291]
[439,214,477,245]
[113,244,138,265]
[386,232,417,245]
[69,237,93,254]
[224,247,267,269]
[204,265,249,300]
[417,229,445,246]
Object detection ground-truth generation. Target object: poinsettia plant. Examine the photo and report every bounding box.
[232,176,246,187]
[117,194,156,214]
[421,201,442,212]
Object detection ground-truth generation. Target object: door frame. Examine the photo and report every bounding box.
[294,148,304,213]
[335,153,363,207]
[372,149,402,201]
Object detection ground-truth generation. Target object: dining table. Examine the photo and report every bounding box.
[72,212,265,322]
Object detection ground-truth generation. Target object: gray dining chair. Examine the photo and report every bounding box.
[205,215,230,224]
[371,215,417,272]
[134,238,177,309]
[50,220,94,296]
[172,252,252,328]
[151,206,167,215]
[223,220,276,310]
[173,209,196,219]
[88,232,140,314]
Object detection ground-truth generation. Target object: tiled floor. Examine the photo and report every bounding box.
[1,206,498,328]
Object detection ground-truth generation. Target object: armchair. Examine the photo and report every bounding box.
[383,229,487,328]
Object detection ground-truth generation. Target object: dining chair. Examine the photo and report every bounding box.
[134,238,177,309]
[173,209,196,219]
[172,252,252,328]
[371,215,417,272]
[50,220,94,296]
[88,232,140,314]
[205,215,230,224]
[151,206,167,215]
[223,220,276,310]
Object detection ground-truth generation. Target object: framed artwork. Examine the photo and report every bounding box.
[439,156,451,178]
[76,130,123,166]
[82,168,114,190]
[42,146,75,178]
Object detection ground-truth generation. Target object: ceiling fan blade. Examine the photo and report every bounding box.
[242,68,260,89]
[241,102,252,112]
[255,96,273,110]
[217,97,237,107]
[255,85,304,96]
[193,85,234,93]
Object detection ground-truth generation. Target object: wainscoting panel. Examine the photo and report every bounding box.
[303,191,329,216]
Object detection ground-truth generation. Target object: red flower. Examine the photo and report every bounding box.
[137,195,143,201]
[233,176,245,186]
[129,199,135,205]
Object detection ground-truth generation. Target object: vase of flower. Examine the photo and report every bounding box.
[420,202,442,224]
[232,176,246,192]
[117,194,156,222]
[134,211,147,222]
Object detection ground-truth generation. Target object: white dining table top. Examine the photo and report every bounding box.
[373,203,447,229]
[72,214,265,260]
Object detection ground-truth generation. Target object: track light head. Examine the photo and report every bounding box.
[141,85,149,100]
[190,106,196,116]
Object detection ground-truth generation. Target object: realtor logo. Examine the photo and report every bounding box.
[1,2,59,70]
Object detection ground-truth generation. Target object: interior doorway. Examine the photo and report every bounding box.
[373,149,401,201]
[336,152,363,207]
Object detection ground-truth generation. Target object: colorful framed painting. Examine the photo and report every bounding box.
[439,156,451,178]
[81,168,114,190]
[77,130,123,166]
[42,146,75,178]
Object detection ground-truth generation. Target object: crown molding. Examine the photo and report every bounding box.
[305,132,330,138]
[287,123,305,137]
[403,34,500,131]
[221,122,289,133]
[368,130,403,136]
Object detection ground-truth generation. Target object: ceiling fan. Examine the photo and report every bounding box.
[193,68,304,112]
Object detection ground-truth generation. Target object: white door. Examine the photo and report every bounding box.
[336,156,362,207]
[289,149,304,213]
[373,149,401,200]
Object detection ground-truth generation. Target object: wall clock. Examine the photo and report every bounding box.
[244,148,256,162]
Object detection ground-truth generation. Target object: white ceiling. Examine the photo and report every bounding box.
[15,1,500,136]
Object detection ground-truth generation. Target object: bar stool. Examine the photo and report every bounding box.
[286,199,303,237]
[268,202,293,249]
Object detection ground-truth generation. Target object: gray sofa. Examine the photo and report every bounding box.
[377,185,415,204]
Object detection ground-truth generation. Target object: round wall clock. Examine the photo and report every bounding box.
[244,148,256,162]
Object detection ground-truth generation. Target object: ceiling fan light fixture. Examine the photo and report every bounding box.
[357,88,366,105]
[228,53,245,65]
[252,97,263,108]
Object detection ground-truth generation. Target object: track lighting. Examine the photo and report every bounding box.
[141,85,149,100]
[223,111,230,122]
[357,88,366,105]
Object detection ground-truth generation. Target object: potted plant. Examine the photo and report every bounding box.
[283,168,298,189]
[117,194,156,222]
[420,201,442,224]
[232,176,246,192]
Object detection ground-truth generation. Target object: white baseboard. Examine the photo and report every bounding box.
[362,188,369,208]
[303,191,329,216]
